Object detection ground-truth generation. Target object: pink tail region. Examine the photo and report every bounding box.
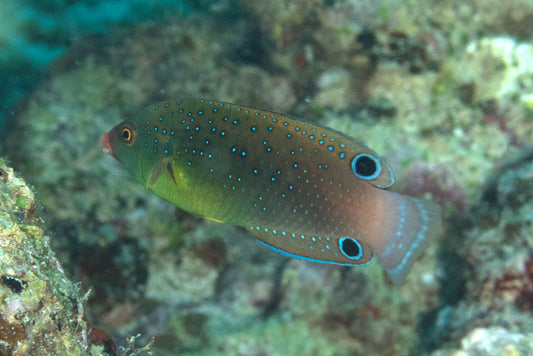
[373,191,442,284]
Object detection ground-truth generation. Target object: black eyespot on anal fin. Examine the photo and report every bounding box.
[339,237,363,260]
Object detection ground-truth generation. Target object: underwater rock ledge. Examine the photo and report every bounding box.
[0,158,114,356]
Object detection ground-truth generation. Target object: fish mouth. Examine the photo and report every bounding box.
[102,133,116,158]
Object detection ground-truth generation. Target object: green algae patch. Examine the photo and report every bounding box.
[15,195,28,210]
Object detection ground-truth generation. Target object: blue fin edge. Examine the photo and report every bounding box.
[256,239,375,267]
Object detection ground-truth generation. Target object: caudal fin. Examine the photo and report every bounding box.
[373,192,442,284]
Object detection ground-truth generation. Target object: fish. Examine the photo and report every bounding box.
[102,99,441,284]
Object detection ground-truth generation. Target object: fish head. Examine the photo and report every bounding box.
[102,119,152,185]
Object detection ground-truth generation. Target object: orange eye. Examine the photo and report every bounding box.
[121,126,136,145]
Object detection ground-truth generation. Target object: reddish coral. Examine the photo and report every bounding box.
[293,52,308,69]
[481,100,520,146]
[514,254,533,311]
[0,167,7,183]
[194,238,227,267]
[87,320,116,356]
[483,254,533,312]
[0,316,27,355]
[403,164,467,210]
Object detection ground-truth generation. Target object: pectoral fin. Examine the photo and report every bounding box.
[148,158,176,188]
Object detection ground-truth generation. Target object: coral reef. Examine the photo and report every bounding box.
[432,327,533,356]
[422,149,533,355]
[0,0,532,354]
[0,158,112,355]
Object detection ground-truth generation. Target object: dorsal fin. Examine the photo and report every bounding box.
[346,137,395,189]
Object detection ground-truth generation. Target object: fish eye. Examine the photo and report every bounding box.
[338,237,363,260]
[121,125,137,145]
[351,153,381,180]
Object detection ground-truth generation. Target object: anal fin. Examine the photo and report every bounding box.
[248,227,374,266]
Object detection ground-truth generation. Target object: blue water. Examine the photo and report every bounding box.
[0,0,192,131]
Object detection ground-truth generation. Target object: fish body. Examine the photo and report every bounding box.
[103,99,441,284]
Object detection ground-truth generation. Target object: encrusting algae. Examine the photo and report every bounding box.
[0,158,117,356]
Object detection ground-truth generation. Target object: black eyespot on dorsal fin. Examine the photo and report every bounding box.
[352,153,380,179]
[349,150,394,189]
